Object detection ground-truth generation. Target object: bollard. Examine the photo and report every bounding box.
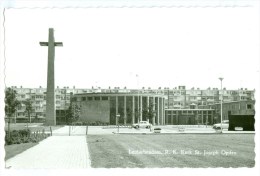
[36,131,39,141]
[86,126,88,135]
[50,126,52,136]
[117,125,119,133]
[69,126,71,136]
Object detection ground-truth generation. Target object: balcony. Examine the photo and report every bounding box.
[35,109,44,112]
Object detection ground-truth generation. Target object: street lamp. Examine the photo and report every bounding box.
[116,114,120,133]
[219,77,224,132]
[153,111,156,126]
[136,74,140,123]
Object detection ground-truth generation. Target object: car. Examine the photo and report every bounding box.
[213,120,229,130]
[132,121,152,129]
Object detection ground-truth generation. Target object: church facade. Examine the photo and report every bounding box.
[72,93,165,125]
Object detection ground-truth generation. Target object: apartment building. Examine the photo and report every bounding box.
[7,85,255,123]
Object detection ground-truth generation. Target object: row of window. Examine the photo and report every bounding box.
[167,114,213,117]
[80,96,109,101]
[79,96,166,102]
[17,112,45,117]
[166,110,213,114]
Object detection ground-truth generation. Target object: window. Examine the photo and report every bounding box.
[36,107,42,110]
[87,97,93,101]
[94,97,100,100]
[82,97,86,101]
[247,104,252,109]
[102,96,108,100]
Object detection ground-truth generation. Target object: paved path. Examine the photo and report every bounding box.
[5,126,91,169]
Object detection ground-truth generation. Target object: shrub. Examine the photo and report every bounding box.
[71,121,83,126]
[5,128,49,145]
[73,121,110,126]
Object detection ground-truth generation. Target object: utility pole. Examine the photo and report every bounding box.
[64,87,67,124]
[167,88,170,109]
[219,77,224,132]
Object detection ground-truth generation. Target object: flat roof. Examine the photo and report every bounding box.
[166,109,215,111]
[74,92,165,97]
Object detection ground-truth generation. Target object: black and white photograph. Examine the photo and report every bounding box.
[0,0,259,176]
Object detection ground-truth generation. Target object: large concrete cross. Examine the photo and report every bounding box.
[40,28,63,126]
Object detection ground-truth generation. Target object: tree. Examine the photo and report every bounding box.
[142,107,149,121]
[5,88,20,118]
[147,103,155,122]
[5,87,20,139]
[65,103,81,124]
[23,99,33,123]
[126,108,132,124]
[135,108,141,123]
[141,103,155,123]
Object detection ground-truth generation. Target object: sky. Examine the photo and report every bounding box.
[3,7,260,90]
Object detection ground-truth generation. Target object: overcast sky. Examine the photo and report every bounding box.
[3,7,259,90]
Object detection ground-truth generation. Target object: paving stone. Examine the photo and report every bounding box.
[5,126,91,169]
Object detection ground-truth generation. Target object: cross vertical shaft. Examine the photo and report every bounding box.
[40,28,63,126]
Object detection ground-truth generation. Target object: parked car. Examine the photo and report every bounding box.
[132,121,152,129]
[213,120,229,130]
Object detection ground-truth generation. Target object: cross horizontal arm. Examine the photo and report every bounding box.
[39,42,48,46]
[39,42,63,47]
[55,42,63,47]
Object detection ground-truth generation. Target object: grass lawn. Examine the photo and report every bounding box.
[5,142,38,160]
[87,134,255,168]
